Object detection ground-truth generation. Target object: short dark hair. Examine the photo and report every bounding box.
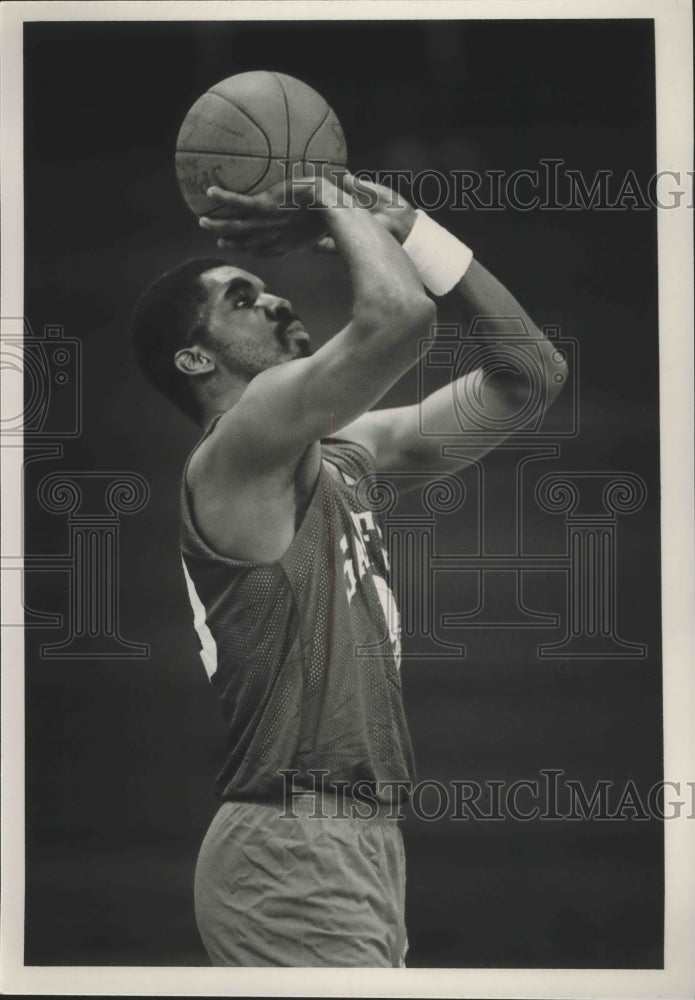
[130,257,229,423]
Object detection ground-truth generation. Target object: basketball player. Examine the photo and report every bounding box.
[130,172,567,967]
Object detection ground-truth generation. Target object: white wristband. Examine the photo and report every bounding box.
[402,209,474,296]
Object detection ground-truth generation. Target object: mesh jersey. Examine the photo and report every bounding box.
[180,420,416,805]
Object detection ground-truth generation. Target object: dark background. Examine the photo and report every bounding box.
[23,19,662,967]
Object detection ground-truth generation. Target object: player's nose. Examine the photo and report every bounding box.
[258,293,292,319]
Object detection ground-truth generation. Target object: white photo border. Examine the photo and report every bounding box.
[1,1,693,996]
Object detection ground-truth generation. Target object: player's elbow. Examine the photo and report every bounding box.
[355,290,435,338]
[408,294,437,331]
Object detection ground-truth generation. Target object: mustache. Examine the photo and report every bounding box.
[276,312,301,338]
[274,312,312,356]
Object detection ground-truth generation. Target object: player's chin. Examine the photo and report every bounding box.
[291,337,313,359]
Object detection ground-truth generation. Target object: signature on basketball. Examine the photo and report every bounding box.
[179,164,227,197]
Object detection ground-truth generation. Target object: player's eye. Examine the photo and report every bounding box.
[233,294,253,309]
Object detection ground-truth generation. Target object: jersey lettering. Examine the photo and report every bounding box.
[341,511,383,599]
[340,510,401,668]
[340,534,358,601]
[372,574,402,669]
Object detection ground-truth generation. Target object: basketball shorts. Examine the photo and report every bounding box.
[194,794,408,967]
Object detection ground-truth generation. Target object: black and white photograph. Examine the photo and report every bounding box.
[1,1,693,996]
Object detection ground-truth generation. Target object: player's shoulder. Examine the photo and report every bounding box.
[185,405,260,476]
[186,407,317,498]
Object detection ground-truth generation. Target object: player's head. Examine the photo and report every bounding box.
[130,259,311,424]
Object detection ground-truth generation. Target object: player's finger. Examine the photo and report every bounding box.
[215,235,289,257]
[216,235,268,252]
[344,173,381,209]
[199,215,282,235]
[205,186,269,218]
[260,176,325,209]
[216,231,286,252]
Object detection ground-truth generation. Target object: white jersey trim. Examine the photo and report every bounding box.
[181,556,218,681]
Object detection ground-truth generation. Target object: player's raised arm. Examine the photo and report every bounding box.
[191,176,435,476]
[338,176,568,474]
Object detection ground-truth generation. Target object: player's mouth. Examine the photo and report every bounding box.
[282,318,304,334]
[278,318,312,356]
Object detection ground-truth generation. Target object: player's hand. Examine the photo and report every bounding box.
[198,175,339,257]
[313,174,417,254]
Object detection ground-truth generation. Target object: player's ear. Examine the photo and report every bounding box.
[174,345,215,377]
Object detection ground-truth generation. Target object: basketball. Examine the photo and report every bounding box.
[175,70,348,216]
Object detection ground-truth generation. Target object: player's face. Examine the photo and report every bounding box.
[199,265,312,381]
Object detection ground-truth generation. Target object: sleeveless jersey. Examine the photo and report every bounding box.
[180,422,416,806]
